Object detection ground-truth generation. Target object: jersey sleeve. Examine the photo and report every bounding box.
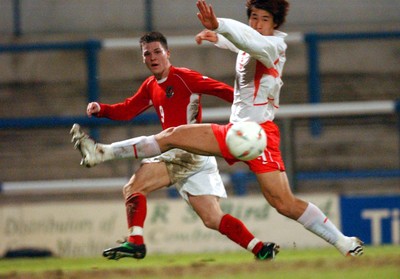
[215,34,240,53]
[182,69,234,103]
[96,80,152,121]
[215,18,285,68]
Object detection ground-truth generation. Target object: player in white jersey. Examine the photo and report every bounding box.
[71,0,363,257]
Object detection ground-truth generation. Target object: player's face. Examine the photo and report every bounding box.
[248,8,276,36]
[142,41,171,79]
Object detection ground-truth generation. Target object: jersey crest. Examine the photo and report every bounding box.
[166,86,174,98]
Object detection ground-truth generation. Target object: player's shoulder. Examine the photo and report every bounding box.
[143,75,157,86]
[172,66,202,77]
[136,75,157,94]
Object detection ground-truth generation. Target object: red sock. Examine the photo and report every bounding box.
[218,214,263,255]
[125,193,147,245]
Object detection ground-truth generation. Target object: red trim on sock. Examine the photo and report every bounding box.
[324,217,328,223]
[126,193,147,245]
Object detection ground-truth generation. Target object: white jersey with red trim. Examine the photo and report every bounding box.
[214,18,287,124]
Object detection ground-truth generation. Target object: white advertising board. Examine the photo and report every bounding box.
[1,194,337,257]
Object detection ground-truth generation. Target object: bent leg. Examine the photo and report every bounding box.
[188,194,264,255]
[124,162,171,245]
[102,162,171,260]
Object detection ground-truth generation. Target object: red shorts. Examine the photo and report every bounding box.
[211,121,285,174]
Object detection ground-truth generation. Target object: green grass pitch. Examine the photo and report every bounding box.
[1,245,399,279]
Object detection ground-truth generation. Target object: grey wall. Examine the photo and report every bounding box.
[1,0,400,36]
[1,1,399,83]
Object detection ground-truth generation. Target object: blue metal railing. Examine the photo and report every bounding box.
[0,39,103,137]
[0,39,102,106]
[305,31,400,136]
[0,114,160,129]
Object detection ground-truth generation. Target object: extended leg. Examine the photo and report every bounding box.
[257,171,363,257]
[189,194,279,260]
[70,124,161,167]
[70,123,220,167]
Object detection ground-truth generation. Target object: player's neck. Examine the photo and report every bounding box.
[154,65,172,81]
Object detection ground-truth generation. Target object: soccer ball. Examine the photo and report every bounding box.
[225,122,266,161]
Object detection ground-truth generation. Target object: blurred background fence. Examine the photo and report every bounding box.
[1,0,399,195]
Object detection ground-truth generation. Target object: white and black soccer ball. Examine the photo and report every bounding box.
[225,121,267,161]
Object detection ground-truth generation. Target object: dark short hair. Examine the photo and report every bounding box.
[246,0,289,29]
[139,31,168,50]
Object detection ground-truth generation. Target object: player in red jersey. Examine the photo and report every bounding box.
[82,31,276,260]
[72,1,363,258]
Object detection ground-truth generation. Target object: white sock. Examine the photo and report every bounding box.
[129,226,144,237]
[297,202,346,246]
[110,135,161,159]
[246,238,261,252]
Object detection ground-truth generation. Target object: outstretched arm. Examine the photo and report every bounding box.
[196,0,219,30]
[195,29,218,45]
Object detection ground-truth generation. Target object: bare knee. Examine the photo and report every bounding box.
[270,197,307,220]
[200,214,222,230]
[272,200,292,217]
[122,182,146,201]
[122,182,134,200]
[199,208,224,230]
[156,127,179,150]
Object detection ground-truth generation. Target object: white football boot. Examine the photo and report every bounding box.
[70,124,107,167]
[336,236,364,257]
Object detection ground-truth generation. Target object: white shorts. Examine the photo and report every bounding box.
[141,149,227,202]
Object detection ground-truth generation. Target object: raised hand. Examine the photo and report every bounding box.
[196,0,219,30]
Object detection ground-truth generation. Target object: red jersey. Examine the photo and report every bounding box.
[96,66,233,129]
